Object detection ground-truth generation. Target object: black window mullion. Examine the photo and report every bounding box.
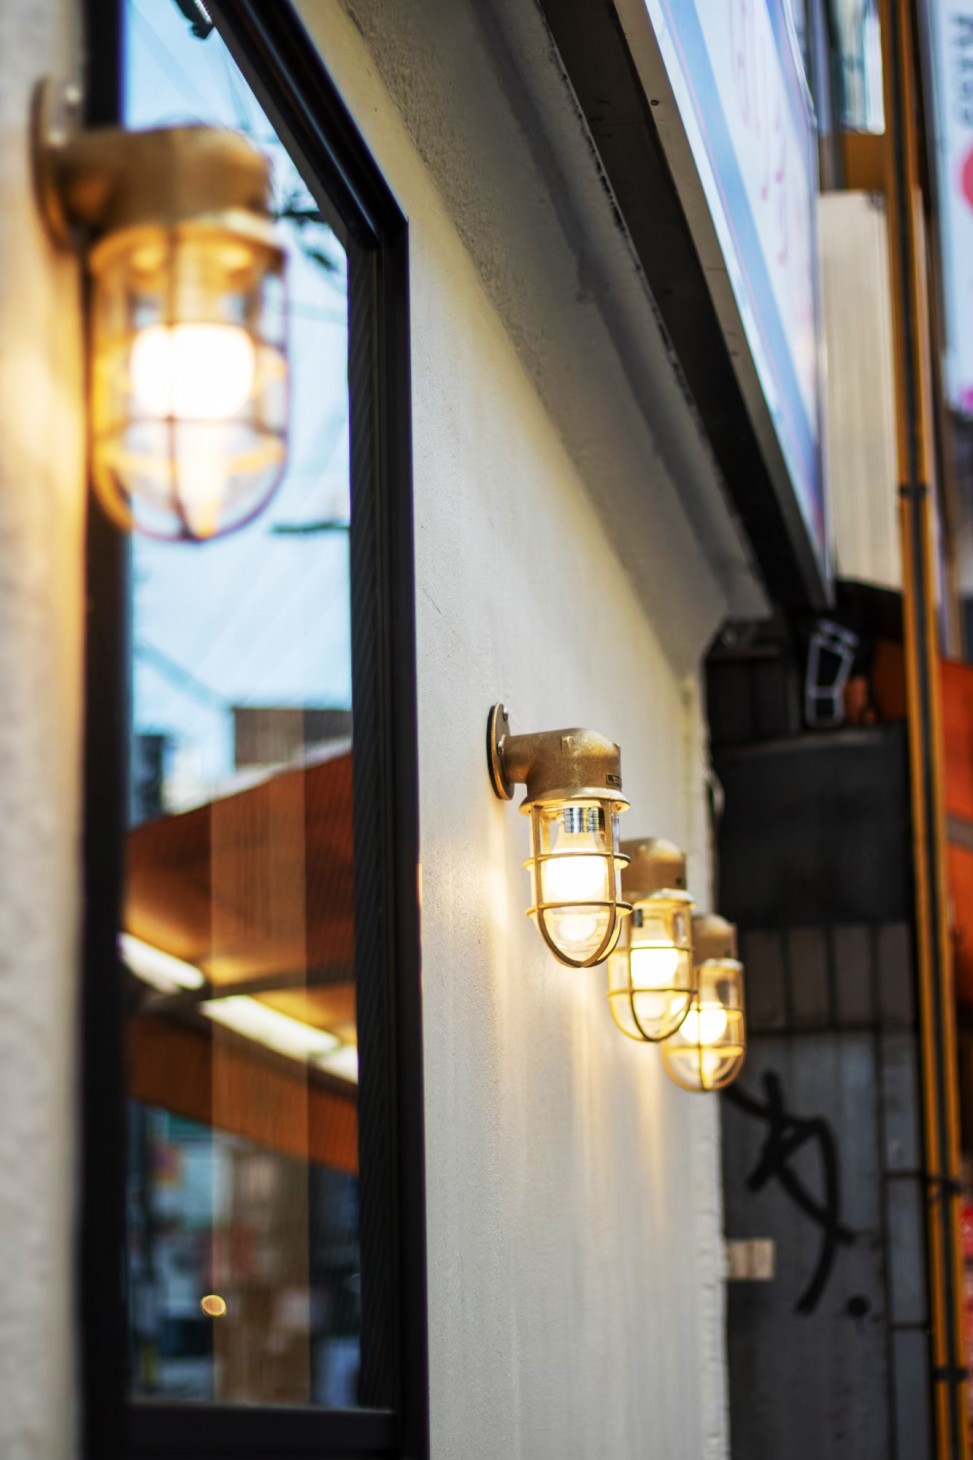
[80,4,130,1458]
[346,240,398,1414]
[373,222,429,1460]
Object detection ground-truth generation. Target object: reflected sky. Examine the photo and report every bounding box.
[126,0,351,813]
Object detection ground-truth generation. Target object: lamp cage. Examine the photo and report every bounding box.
[661,914,746,1091]
[90,216,287,540]
[607,839,695,1041]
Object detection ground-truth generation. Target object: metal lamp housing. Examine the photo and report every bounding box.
[33,82,288,540]
[661,913,747,1092]
[487,704,631,968]
[607,838,695,1041]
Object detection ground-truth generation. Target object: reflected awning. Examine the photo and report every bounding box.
[124,751,359,1169]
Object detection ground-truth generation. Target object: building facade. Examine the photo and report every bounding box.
[0,1,772,1457]
[7,2,972,1459]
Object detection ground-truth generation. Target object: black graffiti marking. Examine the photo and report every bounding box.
[725,1071,855,1314]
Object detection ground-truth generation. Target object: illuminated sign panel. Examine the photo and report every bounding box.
[627,0,828,583]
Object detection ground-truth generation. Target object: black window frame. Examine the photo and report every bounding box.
[79,3,428,1456]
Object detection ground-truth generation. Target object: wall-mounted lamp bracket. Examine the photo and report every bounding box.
[487,703,630,967]
[32,76,274,250]
[487,702,515,800]
[692,913,738,964]
[29,77,289,543]
[620,837,689,900]
[487,702,628,811]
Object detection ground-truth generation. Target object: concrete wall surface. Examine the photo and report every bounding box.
[0,2,84,1459]
[297,5,735,1457]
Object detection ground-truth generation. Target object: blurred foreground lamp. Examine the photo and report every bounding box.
[487,703,631,967]
[32,80,288,539]
[661,914,746,1092]
[606,839,694,1041]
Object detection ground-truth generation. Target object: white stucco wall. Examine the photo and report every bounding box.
[298,7,732,1457]
[0,0,737,1453]
[408,254,727,1460]
[0,3,84,1459]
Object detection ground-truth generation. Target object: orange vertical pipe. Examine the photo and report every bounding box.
[879,0,969,1453]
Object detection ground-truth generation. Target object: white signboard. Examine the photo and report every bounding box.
[930,0,973,415]
[628,0,827,576]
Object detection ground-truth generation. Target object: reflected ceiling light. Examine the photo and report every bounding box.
[120,936,355,1075]
[606,839,694,1041]
[119,932,205,992]
[200,1294,227,1318]
[200,995,340,1063]
[314,1043,360,1085]
[661,914,746,1092]
[487,703,631,967]
[32,79,288,540]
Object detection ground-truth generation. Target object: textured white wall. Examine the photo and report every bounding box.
[409,211,728,1460]
[0,0,733,1453]
[315,0,764,673]
[299,7,731,1457]
[0,3,84,1459]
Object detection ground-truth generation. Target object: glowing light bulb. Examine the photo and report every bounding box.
[679,1001,729,1046]
[617,943,687,1033]
[172,432,233,540]
[539,805,612,961]
[128,324,259,537]
[543,851,607,904]
[130,323,256,421]
[629,943,680,988]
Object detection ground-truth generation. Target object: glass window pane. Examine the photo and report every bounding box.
[122,0,360,1408]
[830,0,885,132]
[787,0,811,80]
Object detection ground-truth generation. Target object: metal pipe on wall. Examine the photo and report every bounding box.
[878,1,969,1455]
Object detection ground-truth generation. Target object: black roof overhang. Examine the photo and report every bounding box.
[540,0,829,611]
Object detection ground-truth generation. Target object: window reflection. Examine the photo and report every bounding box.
[830,0,885,133]
[123,0,360,1407]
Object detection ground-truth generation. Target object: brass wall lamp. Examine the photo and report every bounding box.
[661,913,746,1091]
[487,704,631,967]
[32,79,288,540]
[606,838,695,1041]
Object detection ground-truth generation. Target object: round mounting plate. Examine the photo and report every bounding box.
[487,702,514,800]
[31,77,84,247]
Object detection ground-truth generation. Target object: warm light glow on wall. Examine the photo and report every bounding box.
[487,704,631,966]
